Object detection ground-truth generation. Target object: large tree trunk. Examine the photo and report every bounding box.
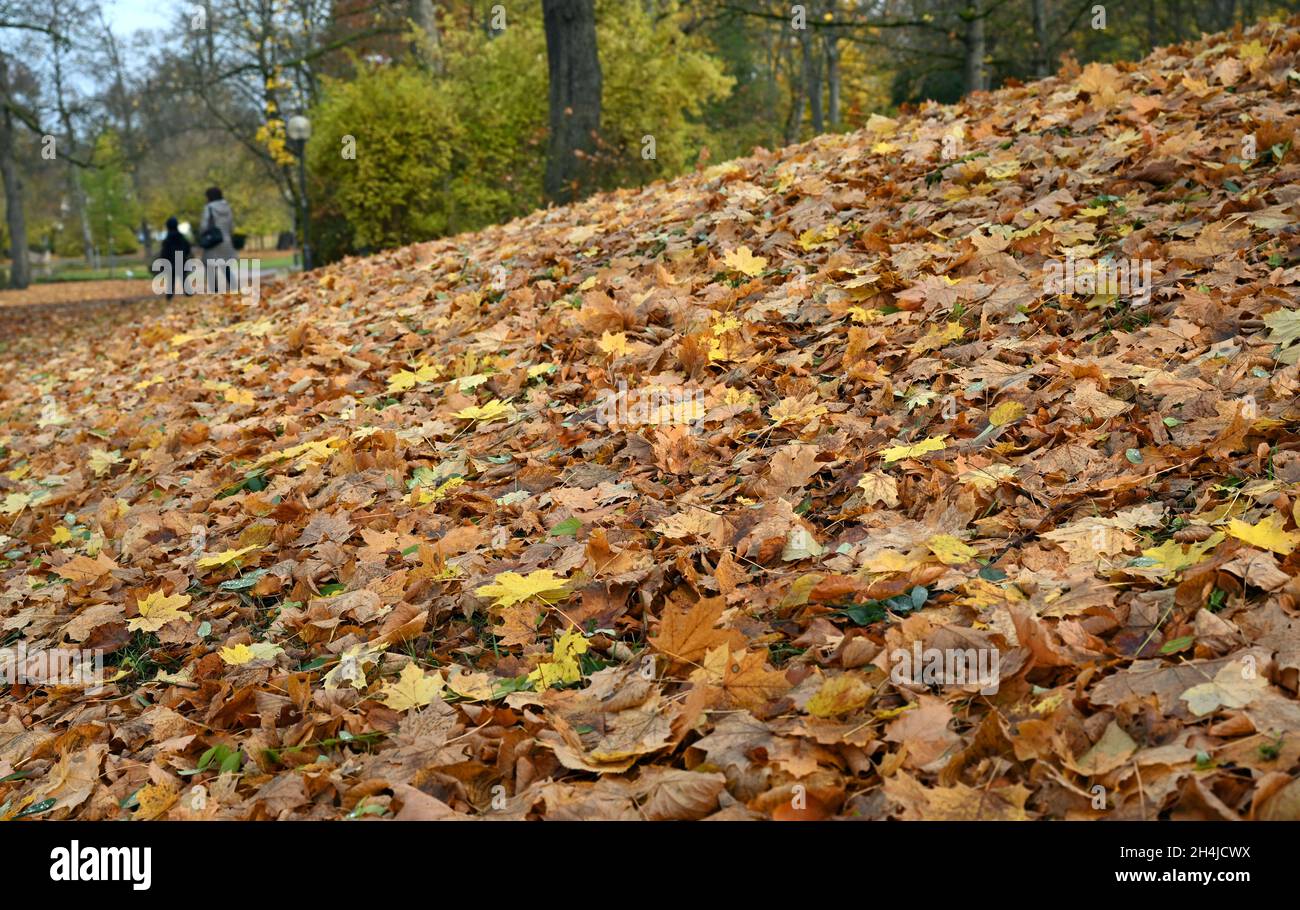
[962,3,987,95]
[0,56,29,290]
[542,0,602,205]
[1031,0,1050,77]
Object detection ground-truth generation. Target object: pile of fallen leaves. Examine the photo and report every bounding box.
[3,20,1300,821]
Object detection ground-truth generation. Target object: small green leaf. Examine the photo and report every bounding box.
[548,517,581,537]
[1159,635,1194,655]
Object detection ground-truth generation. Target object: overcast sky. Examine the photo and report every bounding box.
[101,0,171,36]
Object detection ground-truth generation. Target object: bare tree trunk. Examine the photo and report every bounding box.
[71,170,96,266]
[542,0,602,205]
[963,3,987,95]
[49,0,98,266]
[0,56,29,290]
[801,26,824,135]
[1031,0,1050,77]
[409,0,443,72]
[783,32,804,146]
[824,29,841,130]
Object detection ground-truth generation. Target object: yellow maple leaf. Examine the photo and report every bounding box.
[413,476,465,505]
[378,662,445,711]
[88,448,124,477]
[989,401,1026,427]
[1238,39,1266,61]
[927,534,978,565]
[798,224,840,250]
[130,590,193,633]
[857,472,899,508]
[224,387,255,407]
[861,549,923,575]
[250,437,341,471]
[475,569,569,609]
[1227,514,1300,556]
[387,363,439,394]
[769,395,828,427]
[1,492,31,515]
[806,674,873,718]
[219,643,255,665]
[196,545,262,570]
[453,399,515,423]
[985,158,1021,180]
[712,316,741,336]
[722,246,767,277]
[50,526,74,545]
[912,322,964,354]
[880,435,948,464]
[134,781,179,821]
[1139,534,1223,576]
[527,629,590,691]
[444,666,495,700]
[219,641,283,665]
[598,331,629,357]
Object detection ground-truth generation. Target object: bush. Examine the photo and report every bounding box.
[307,64,460,254]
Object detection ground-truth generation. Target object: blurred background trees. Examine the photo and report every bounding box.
[0,0,1298,284]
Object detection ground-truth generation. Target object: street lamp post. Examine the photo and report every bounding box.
[287,114,312,272]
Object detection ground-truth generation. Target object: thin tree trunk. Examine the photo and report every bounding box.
[963,3,987,95]
[801,27,824,135]
[1031,0,1050,77]
[409,0,443,71]
[824,30,841,130]
[783,32,804,146]
[542,0,602,205]
[71,171,96,266]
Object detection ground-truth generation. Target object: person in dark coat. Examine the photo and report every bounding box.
[156,217,191,300]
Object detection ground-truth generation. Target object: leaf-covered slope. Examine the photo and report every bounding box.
[3,21,1300,821]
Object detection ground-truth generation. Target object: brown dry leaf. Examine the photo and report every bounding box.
[649,596,746,670]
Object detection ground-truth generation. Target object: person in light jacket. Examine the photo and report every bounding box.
[200,186,238,292]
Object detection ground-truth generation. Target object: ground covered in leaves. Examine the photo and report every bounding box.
[0,279,153,309]
[3,22,1300,821]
